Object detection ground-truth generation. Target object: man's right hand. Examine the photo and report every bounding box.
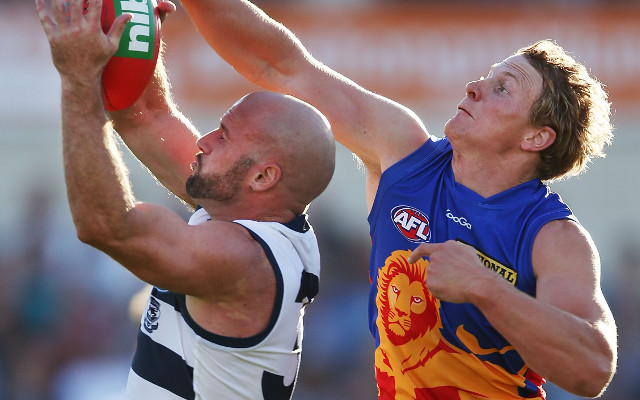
[37,0,131,85]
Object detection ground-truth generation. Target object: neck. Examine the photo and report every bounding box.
[197,199,298,224]
[451,149,539,198]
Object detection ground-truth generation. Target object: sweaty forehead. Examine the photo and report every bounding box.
[491,54,542,96]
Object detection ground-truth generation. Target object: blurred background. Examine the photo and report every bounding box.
[1,0,639,399]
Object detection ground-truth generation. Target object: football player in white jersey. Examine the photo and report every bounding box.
[37,0,335,398]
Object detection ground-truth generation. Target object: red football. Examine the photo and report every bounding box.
[99,0,161,111]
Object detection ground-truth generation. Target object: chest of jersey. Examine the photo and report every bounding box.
[366,138,572,399]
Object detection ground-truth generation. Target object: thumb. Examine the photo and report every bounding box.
[157,1,177,23]
[407,243,437,264]
[107,12,132,47]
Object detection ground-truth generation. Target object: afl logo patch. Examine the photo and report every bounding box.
[391,205,431,243]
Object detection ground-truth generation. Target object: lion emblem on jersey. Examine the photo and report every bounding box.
[374,250,523,400]
[375,249,442,392]
[376,250,438,347]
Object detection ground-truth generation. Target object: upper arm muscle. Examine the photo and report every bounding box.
[532,220,608,323]
[112,105,201,206]
[97,202,263,299]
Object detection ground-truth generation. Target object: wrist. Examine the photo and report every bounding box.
[60,74,107,116]
[466,270,507,308]
[60,73,102,94]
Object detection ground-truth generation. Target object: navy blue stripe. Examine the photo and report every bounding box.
[178,226,284,348]
[131,330,195,400]
[283,214,310,233]
[151,287,181,310]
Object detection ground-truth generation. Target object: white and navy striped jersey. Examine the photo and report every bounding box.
[125,208,321,399]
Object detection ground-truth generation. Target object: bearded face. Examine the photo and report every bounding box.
[186,155,255,201]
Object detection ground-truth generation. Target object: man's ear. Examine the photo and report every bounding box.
[522,126,556,152]
[250,164,281,192]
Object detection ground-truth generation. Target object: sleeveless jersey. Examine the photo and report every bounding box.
[126,208,321,399]
[368,137,576,399]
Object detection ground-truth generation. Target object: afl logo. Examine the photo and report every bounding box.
[391,205,431,243]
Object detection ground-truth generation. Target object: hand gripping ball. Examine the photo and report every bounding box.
[100,0,161,111]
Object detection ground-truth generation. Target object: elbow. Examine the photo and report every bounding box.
[566,351,617,398]
[570,375,613,398]
[247,53,309,92]
[74,218,130,251]
[566,317,618,398]
[75,223,110,249]
[76,227,100,247]
[583,362,616,398]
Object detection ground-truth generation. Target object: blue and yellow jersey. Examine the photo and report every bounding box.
[367,137,575,399]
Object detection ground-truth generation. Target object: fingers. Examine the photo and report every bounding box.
[36,0,56,37]
[157,0,177,23]
[407,243,438,264]
[157,0,176,13]
[37,0,100,33]
[67,0,85,23]
[85,0,102,22]
[107,12,133,44]
[51,0,69,24]
[39,0,69,32]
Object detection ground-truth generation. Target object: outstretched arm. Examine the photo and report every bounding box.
[179,0,429,206]
[109,1,199,207]
[37,0,266,299]
[108,50,200,207]
[37,0,136,232]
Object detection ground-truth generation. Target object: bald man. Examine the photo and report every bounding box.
[37,1,335,399]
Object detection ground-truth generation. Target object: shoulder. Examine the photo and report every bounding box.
[179,219,275,300]
[198,219,270,268]
[530,219,615,336]
[534,219,595,259]
[532,219,598,284]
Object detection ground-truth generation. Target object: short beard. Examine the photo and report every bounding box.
[186,155,256,201]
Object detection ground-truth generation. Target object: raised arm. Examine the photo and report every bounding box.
[179,0,429,197]
[108,2,200,206]
[37,0,265,299]
[108,51,200,207]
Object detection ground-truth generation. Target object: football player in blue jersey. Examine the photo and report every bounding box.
[167,0,618,399]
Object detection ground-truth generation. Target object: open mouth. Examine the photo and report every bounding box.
[191,153,202,171]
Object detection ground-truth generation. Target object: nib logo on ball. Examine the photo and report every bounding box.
[108,0,156,59]
[101,0,162,111]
